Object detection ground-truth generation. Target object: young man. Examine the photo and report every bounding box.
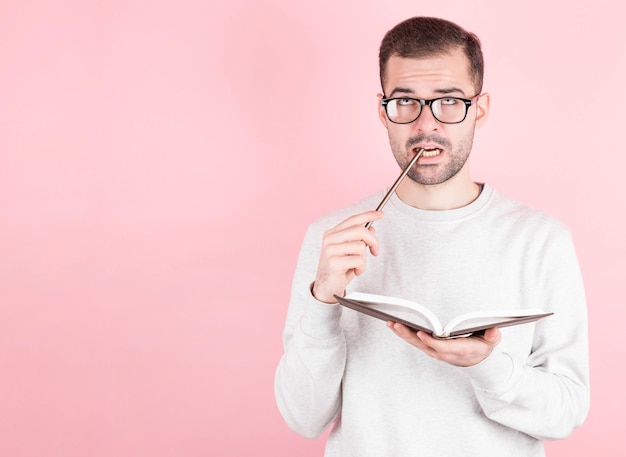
[275,17,589,456]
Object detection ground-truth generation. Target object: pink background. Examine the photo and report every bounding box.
[0,0,623,455]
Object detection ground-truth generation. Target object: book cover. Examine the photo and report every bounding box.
[335,292,553,339]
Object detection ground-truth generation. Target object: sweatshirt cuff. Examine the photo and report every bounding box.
[463,350,519,393]
[299,286,343,340]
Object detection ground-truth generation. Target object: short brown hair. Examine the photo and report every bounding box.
[379,17,484,93]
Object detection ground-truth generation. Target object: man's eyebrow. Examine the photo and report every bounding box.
[388,87,414,97]
[434,87,467,96]
[387,86,468,98]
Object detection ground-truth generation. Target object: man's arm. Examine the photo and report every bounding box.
[388,229,590,440]
[275,211,382,437]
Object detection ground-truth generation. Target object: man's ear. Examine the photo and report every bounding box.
[475,93,490,129]
[377,93,389,129]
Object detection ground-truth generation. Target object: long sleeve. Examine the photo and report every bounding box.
[274,186,590,456]
[464,228,590,439]
[274,225,347,438]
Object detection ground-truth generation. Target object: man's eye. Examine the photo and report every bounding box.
[397,98,415,106]
[441,98,458,105]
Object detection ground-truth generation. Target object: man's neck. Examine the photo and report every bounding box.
[395,173,482,210]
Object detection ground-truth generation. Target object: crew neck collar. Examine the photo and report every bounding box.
[388,183,493,222]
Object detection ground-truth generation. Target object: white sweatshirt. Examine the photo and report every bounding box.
[275,184,589,457]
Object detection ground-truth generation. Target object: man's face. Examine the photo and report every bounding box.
[378,49,489,186]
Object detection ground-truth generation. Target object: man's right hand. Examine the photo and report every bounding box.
[311,210,383,304]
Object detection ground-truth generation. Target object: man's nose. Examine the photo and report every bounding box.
[411,103,440,133]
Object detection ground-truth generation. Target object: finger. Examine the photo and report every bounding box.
[388,322,429,348]
[322,240,371,274]
[328,253,368,277]
[415,330,497,361]
[327,211,384,234]
[414,332,474,359]
[324,222,380,244]
[323,239,369,263]
[481,327,502,345]
[323,227,380,255]
[346,251,373,277]
[414,331,459,356]
[366,226,380,256]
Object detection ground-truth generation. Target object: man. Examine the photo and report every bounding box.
[275,16,589,456]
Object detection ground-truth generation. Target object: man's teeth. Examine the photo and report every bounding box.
[421,148,441,157]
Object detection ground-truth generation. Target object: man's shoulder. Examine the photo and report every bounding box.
[489,187,570,236]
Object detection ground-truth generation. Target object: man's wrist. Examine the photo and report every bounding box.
[310,282,341,304]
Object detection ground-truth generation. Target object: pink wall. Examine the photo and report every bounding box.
[0,0,623,455]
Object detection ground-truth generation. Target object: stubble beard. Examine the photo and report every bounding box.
[389,132,475,185]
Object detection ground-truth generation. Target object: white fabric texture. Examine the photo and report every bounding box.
[275,184,589,457]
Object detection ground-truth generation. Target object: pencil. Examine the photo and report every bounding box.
[364,148,424,229]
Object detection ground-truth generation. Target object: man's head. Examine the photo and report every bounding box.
[376,17,490,192]
[379,17,484,94]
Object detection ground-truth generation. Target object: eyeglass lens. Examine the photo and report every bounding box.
[385,98,468,124]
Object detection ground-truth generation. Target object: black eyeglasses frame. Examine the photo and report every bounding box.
[380,95,480,124]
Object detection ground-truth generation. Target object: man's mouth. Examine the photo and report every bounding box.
[416,147,442,158]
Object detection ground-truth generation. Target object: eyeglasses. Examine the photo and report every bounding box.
[381,95,479,124]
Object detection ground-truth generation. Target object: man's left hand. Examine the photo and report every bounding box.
[387,322,502,367]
